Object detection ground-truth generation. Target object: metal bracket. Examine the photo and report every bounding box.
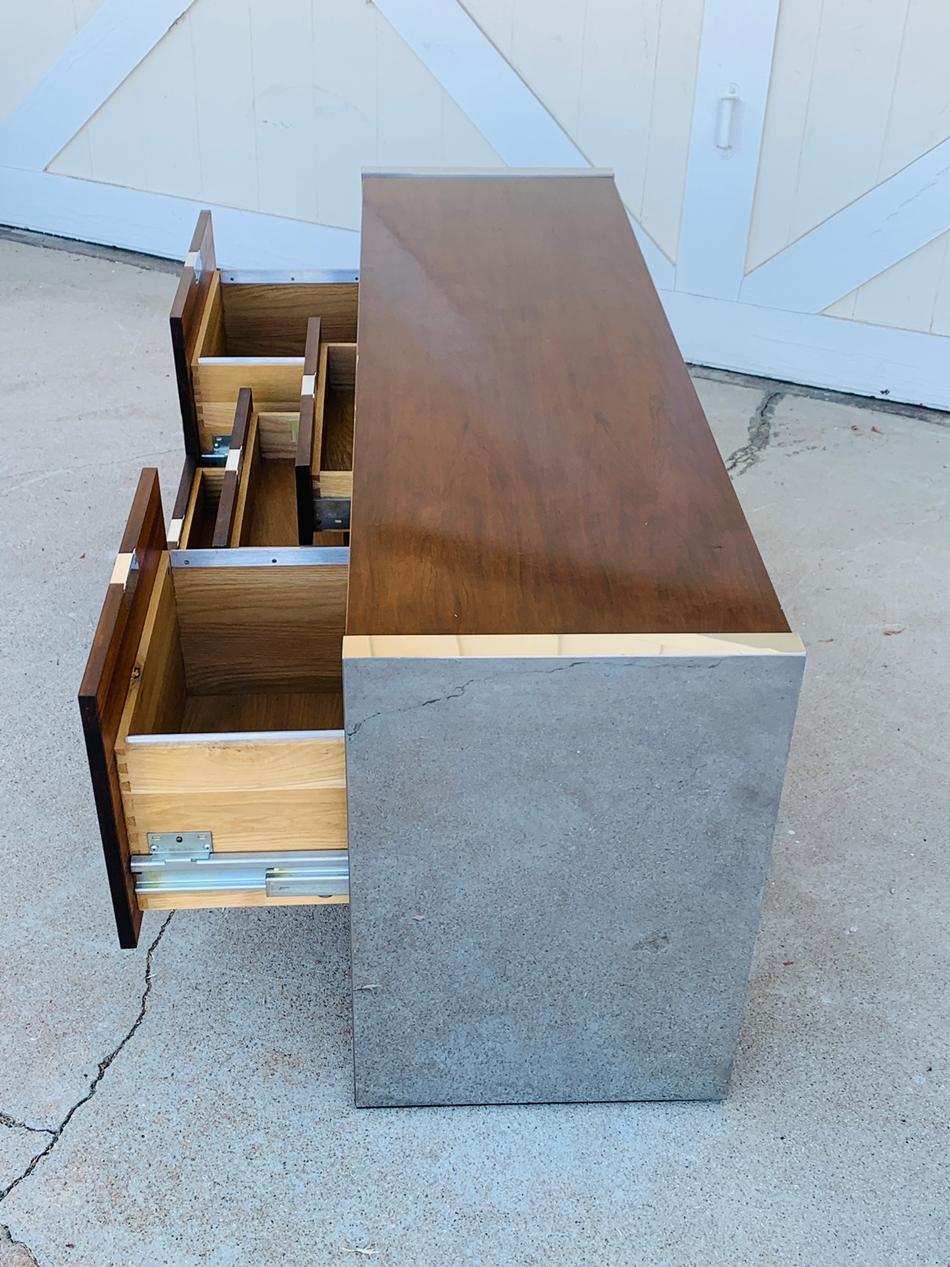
[146,831,213,861]
[314,497,351,531]
[201,434,231,467]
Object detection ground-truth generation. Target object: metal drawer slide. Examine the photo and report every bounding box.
[131,848,349,899]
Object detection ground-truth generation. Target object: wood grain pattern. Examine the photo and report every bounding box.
[348,174,789,636]
[320,343,356,474]
[125,559,186,737]
[172,562,348,694]
[180,692,344,734]
[221,282,358,353]
[193,360,301,452]
[78,469,166,947]
[139,890,347,911]
[119,732,347,855]
[178,467,223,550]
[244,459,298,547]
[169,211,216,455]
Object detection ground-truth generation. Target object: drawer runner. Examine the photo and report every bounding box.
[131,849,349,899]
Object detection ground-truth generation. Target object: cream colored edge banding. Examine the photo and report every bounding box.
[167,517,184,547]
[225,447,242,472]
[301,373,316,395]
[343,633,806,660]
[110,552,134,587]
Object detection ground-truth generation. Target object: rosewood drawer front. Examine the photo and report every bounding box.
[80,469,349,945]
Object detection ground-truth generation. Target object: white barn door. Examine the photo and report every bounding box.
[1,0,948,406]
[665,0,950,408]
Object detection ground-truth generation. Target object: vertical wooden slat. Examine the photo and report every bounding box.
[294,316,321,543]
[169,210,217,456]
[211,387,254,548]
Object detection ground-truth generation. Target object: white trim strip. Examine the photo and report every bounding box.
[0,0,196,170]
[662,288,950,410]
[676,0,780,299]
[0,167,360,267]
[741,137,950,313]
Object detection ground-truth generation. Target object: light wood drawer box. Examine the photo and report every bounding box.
[169,212,358,466]
[168,389,302,550]
[294,320,355,543]
[80,469,348,945]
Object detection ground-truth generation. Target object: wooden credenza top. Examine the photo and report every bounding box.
[347,172,788,637]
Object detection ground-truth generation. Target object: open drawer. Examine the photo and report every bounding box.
[169,389,300,549]
[170,212,358,458]
[295,317,355,544]
[80,469,349,948]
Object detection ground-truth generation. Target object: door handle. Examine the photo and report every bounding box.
[716,86,739,150]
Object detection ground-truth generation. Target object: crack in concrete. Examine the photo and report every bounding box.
[725,390,785,478]
[0,913,173,1206]
[691,364,950,427]
[347,658,721,740]
[0,1116,53,1139]
[0,1221,42,1266]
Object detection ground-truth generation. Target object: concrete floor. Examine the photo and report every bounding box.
[0,237,947,1267]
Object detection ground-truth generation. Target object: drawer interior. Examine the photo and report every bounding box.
[190,273,358,452]
[213,392,299,548]
[174,467,223,549]
[318,342,356,497]
[296,338,356,545]
[114,551,349,901]
[172,407,300,550]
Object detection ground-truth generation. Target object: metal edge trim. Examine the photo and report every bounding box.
[362,166,613,178]
[169,546,349,568]
[220,270,360,284]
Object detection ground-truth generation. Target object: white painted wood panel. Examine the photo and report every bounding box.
[50,0,504,230]
[250,0,318,223]
[464,0,702,261]
[824,232,950,335]
[750,0,950,270]
[639,0,703,263]
[0,0,106,122]
[879,0,950,181]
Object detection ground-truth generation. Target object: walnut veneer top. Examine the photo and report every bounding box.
[347,173,788,637]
